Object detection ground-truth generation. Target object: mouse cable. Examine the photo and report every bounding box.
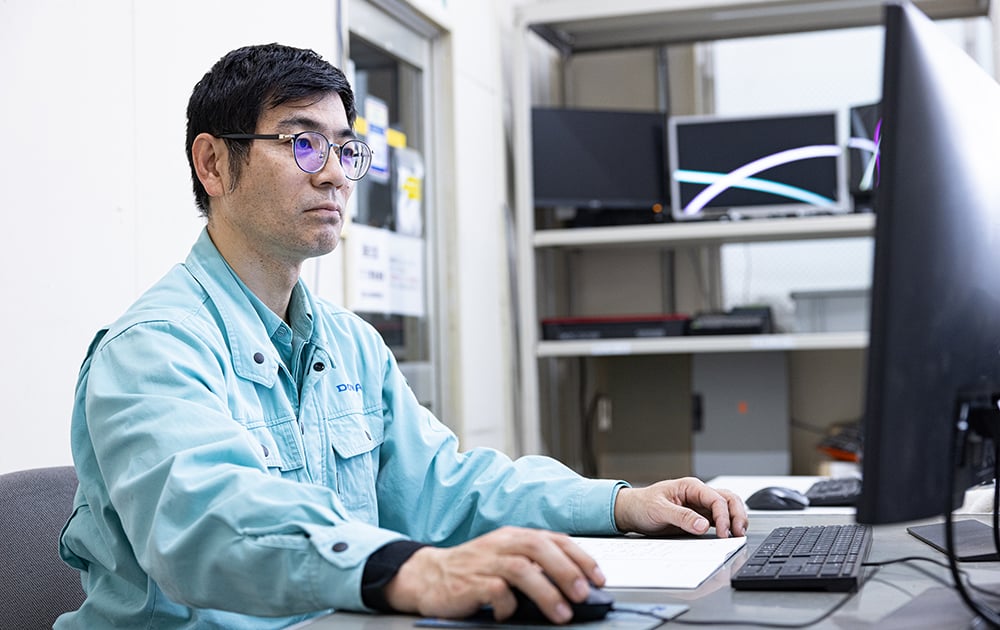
[661,568,878,628]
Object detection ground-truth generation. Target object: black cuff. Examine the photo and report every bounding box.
[361,540,428,612]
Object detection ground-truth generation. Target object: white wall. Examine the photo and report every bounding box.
[443,2,516,451]
[0,0,368,474]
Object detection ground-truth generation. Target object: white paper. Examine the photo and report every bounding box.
[571,536,747,589]
[345,223,425,317]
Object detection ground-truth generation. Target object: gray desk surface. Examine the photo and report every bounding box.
[293,513,999,629]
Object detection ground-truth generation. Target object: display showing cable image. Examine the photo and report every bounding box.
[847,101,883,211]
[668,110,852,221]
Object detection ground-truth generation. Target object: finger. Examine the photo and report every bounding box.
[504,532,596,602]
[724,490,749,536]
[481,576,519,621]
[502,562,573,624]
[550,535,606,596]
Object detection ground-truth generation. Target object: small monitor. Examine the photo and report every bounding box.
[531,107,668,212]
[856,2,1000,528]
[668,111,849,221]
[846,101,882,211]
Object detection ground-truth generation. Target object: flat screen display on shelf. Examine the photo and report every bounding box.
[668,111,849,221]
[847,101,882,210]
[531,107,668,212]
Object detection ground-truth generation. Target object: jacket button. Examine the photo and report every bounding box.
[313,362,325,372]
[261,445,269,457]
[253,352,265,364]
[332,542,348,552]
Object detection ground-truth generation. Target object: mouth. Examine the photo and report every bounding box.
[307,203,343,217]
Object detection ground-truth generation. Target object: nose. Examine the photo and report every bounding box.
[313,149,350,188]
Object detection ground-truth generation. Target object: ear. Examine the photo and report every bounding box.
[191,133,228,198]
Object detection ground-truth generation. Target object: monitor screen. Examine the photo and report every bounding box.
[856,2,1000,526]
[846,101,882,209]
[531,108,668,211]
[668,111,849,221]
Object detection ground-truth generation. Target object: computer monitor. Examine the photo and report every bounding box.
[531,107,668,213]
[856,0,1000,530]
[668,111,850,221]
[846,101,881,211]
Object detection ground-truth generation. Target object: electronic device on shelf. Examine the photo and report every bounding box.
[804,477,862,507]
[540,314,689,341]
[668,110,849,221]
[531,107,669,216]
[687,307,773,335]
[846,101,881,213]
[731,524,872,592]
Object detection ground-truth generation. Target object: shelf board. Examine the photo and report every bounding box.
[533,213,874,249]
[519,0,989,52]
[536,331,868,357]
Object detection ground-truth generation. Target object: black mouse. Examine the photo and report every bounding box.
[472,583,614,624]
[745,486,810,510]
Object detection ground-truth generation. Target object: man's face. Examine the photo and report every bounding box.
[210,92,355,267]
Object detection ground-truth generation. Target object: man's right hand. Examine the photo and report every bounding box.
[382,526,605,624]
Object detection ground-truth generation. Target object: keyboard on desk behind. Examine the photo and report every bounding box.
[731,524,873,592]
[805,476,863,507]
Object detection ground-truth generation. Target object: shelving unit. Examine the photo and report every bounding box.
[509,0,990,458]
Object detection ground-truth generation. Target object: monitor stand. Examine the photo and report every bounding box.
[907,519,999,562]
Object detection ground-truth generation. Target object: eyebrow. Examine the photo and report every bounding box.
[276,114,356,141]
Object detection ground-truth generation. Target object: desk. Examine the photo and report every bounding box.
[292,512,999,629]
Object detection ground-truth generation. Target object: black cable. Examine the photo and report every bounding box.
[993,438,999,557]
[946,403,1000,627]
[578,359,598,477]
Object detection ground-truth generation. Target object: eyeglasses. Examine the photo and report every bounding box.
[219,131,373,180]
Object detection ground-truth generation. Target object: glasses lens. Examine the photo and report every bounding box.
[339,140,372,180]
[292,132,328,173]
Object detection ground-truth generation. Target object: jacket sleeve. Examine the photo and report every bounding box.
[373,346,628,546]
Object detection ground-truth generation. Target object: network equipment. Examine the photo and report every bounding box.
[668,110,849,221]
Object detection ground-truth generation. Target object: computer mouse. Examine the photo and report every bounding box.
[472,582,614,624]
[745,486,810,510]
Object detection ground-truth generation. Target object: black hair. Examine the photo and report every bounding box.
[185,43,356,215]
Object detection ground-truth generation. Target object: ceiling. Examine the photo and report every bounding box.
[520,0,991,53]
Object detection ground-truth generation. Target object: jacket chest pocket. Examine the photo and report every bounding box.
[327,412,384,523]
[246,418,306,481]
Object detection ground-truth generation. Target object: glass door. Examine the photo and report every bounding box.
[344,0,439,411]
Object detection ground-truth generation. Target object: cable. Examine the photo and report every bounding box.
[946,403,1000,627]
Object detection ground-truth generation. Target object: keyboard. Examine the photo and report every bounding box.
[731,524,873,592]
[805,477,862,506]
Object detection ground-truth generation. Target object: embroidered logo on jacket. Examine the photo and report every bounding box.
[336,383,363,392]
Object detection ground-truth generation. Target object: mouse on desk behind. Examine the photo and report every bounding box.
[471,582,614,625]
[745,486,810,510]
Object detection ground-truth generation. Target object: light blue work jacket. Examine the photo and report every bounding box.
[56,229,625,629]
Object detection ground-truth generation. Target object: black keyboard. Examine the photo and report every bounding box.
[805,477,862,506]
[731,524,873,592]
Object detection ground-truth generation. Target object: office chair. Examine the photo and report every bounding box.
[0,466,86,629]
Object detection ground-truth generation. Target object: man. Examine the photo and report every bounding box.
[57,43,747,629]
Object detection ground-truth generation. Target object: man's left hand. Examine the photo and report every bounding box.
[613,477,748,539]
